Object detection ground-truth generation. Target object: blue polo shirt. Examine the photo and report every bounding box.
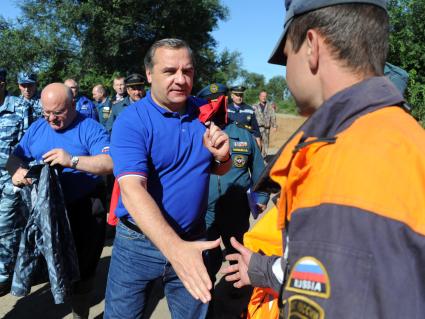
[111,92,212,235]
[14,113,110,203]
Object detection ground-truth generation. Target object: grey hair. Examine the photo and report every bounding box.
[94,84,107,96]
[144,38,194,71]
[64,86,73,104]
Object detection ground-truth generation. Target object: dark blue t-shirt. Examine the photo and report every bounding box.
[14,113,110,203]
[111,92,212,235]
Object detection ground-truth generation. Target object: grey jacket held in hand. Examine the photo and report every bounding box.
[11,164,79,304]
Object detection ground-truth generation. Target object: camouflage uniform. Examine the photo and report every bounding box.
[252,101,277,157]
[0,94,41,292]
[17,94,42,119]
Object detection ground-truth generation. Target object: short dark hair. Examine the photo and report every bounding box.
[144,38,194,71]
[287,4,389,76]
[113,76,125,83]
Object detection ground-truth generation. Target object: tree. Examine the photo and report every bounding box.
[265,76,287,102]
[0,0,230,94]
[209,49,243,86]
[240,71,265,105]
[265,75,296,114]
[387,0,425,124]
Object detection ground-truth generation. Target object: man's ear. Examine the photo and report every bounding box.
[146,69,153,84]
[306,29,320,73]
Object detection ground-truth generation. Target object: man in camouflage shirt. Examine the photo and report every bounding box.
[252,90,277,157]
[16,72,42,120]
[0,68,41,296]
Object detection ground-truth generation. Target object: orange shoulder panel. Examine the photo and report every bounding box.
[278,107,425,236]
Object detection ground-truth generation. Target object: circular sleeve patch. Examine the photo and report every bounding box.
[233,154,247,168]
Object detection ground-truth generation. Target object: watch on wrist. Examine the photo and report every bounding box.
[71,155,79,169]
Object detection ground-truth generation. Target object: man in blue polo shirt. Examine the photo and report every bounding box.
[104,38,231,319]
[9,83,112,319]
[64,78,99,122]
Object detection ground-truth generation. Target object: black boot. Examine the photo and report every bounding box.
[0,281,11,297]
[71,277,94,319]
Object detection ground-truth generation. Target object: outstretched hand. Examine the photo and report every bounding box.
[168,238,221,303]
[221,237,253,288]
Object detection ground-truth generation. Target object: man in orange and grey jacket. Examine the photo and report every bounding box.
[222,1,425,318]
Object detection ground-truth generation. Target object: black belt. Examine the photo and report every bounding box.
[120,218,143,234]
[120,217,206,241]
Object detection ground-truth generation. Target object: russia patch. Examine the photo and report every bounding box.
[287,295,324,319]
[234,141,248,147]
[285,256,330,299]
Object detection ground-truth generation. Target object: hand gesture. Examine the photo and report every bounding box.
[203,121,230,162]
[42,148,72,167]
[169,238,221,303]
[221,237,253,288]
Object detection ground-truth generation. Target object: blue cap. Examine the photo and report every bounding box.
[0,68,6,81]
[17,72,37,84]
[268,0,388,66]
[197,83,228,100]
[384,62,408,95]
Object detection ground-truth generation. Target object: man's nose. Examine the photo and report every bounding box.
[174,71,186,84]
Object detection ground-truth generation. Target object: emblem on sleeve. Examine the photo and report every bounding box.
[233,155,247,168]
[209,83,218,93]
[285,256,330,299]
[287,295,324,319]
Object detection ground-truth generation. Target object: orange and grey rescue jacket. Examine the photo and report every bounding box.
[248,76,425,319]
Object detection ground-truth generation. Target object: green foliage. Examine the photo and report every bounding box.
[276,97,297,114]
[210,49,243,86]
[0,0,230,92]
[387,0,425,124]
[237,72,296,114]
[239,70,265,105]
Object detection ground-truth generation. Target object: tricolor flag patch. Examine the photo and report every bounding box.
[101,146,110,153]
[286,256,330,299]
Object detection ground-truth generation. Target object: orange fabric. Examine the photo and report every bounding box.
[268,131,304,230]
[244,206,282,255]
[244,207,283,319]
[271,107,425,235]
[246,287,280,319]
[107,180,120,226]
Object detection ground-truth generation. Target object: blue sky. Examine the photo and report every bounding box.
[212,0,286,81]
[2,0,286,81]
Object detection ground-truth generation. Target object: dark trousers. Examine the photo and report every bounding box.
[66,188,106,291]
